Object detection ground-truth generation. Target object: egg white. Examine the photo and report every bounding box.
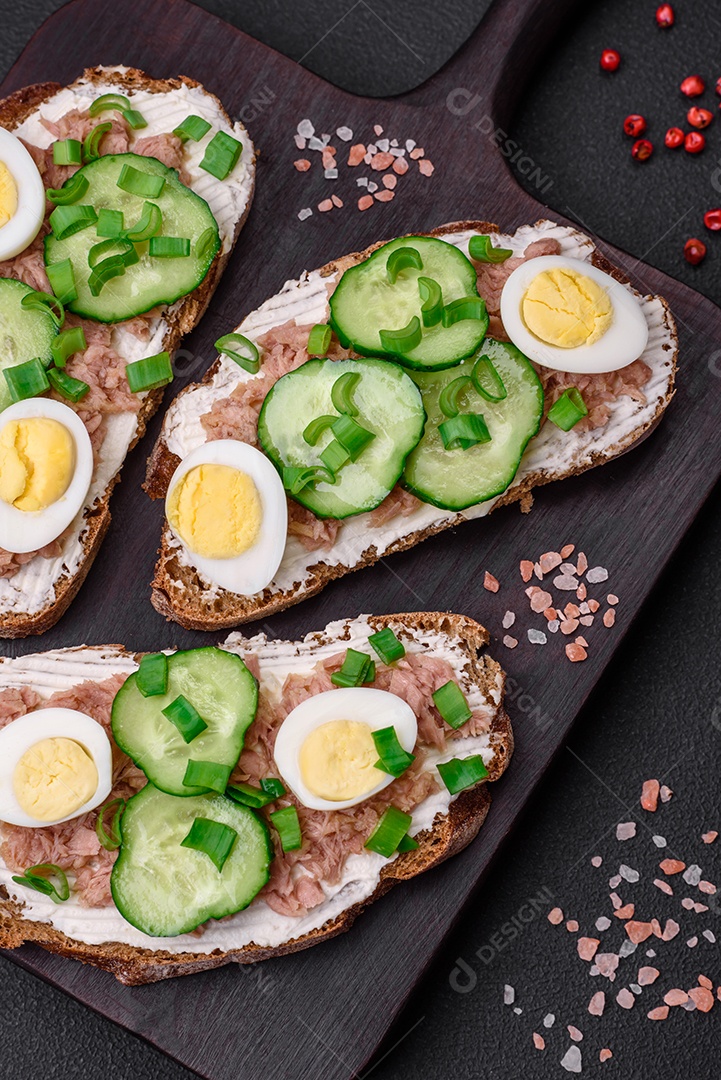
[0,398,93,554]
[165,439,288,595]
[0,128,46,262]
[0,706,113,827]
[274,687,418,811]
[500,255,649,374]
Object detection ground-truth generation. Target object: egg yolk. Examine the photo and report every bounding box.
[0,161,18,229]
[522,268,613,349]
[13,737,98,822]
[0,417,75,512]
[299,720,379,801]
[168,463,262,559]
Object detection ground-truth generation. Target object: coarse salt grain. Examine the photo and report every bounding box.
[317,199,333,212]
[568,1026,583,1042]
[382,174,397,189]
[566,919,579,933]
[578,937,600,961]
[683,864,702,886]
[599,1049,613,1062]
[502,611,516,629]
[374,190,394,202]
[640,779,660,812]
[652,835,667,848]
[358,195,374,211]
[419,159,434,176]
[616,822,636,841]
[607,594,619,605]
[660,785,673,802]
[484,571,500,592]
[348,144,366,166]
[533,1033,545,1051]
[543,1013,555,1028]
[702,831,718,844]
[392,156,409,175]
[617,988,635,1009]
[555,574,579,591]
[297,208,312,220]
[548,907,564,924]
[560,544,575,558]
[527,587,553,612]
[560,1045,582,1073]
[539,551,562,574]
[308,135,325,151]
[596,916,611,931]
[659,858,685,875]
[588,991,606,1015]
[591,856,603,867]
[331,194,343,208]
[502,635,518,649]
[703,929,716,942]
[520,560,534,582]
[566,643,587,662]
[664,988,688,1006]
[336,126,353,141]
[324,168,338,179]
[603,609,616,627]
[647,1006,668,1020]
[503,984,515,1005]
[586,566,609,583]
[548,620,560,633]
[294,158,311,172]
[297,118,314,138]
[637,966,659,985]
[528,629,547,645]
[654,878,673,895]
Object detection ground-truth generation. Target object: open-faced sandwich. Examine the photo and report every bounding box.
[0,612,510,984]
[0,65,255,638]
[146,219,678,630]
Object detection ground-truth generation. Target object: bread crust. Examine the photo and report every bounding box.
[147,220,678,631]
[0,611,511,984]
[0,66,255,638]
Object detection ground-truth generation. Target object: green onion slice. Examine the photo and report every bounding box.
[51,326,86,369]
[87,254,130,297]
[331,648,372,688]
[215,333,260,374]
[472,354,507,402]
[181,817,237,872]
[136,652,168,697]
[373,726,415,777]
[11,863,70,903]
[331,413,375,460]
[261,777,286,798]
[283,465,335,494]
[49,204,98,241]
[200,130,242,180]
[195,226,216,260]
[226,782,275,809]
[368,627,406,665]
[117,163,166,198]
[307,323,332,356]
[547,387,588,431]
[125,201,162,242]
[125,351,173,393]
[47,367,89,403]
[122,108,147,130]
[46,259,77,305]
[379,315,422,354]
[438,412,491,451]
[319,438,350,474]
[88,237,138,269]
[432,679,472,729]
[468,234,513,264]
[331,371,361,416]
[52,139,83,166]
[83,122,112,162]
[418,275,443,327]
[95,798,125,851]
[148,236,191,258]
[46,172,89,205]
[365,806,412,858]
[396,832,419,852]
[161,693,208,743]
[303,414,337,445]
[173,114,212,143]
[270,806,302,852]
[96,207,125,238]
[442,296,487,328]
[20,290,65,328]
[437,754,489,794]
[4,358,50,402]
[88,93,130,116]
[183,759,233,794]
[438,375,473,419]
[365,660,376,683]
[386,246,423,284]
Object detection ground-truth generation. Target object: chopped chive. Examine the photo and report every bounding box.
[49,204,98,241]
[11,863,70,903]
[547,388,588,431]
[96,208,125,238]
[396,832,419,852]
[437,754,489,794]
[365,807,412,858]
[83,122,112,162]
[379,315,422,354]
[260,778,286,798]
[331,648,372,687]
[125,202,162,243]
[46,259,77,305]
[270,806,302,852]
[468,234,513,263]
[307,323,332,356]
[4,358,49,402]
[215,333,260,374]
[47,367,89,403]
[126,351,173,393]
[162,694,208,743]
[372,726,415,777]
[95,798,125,851]
[148,236,191,258]
[438,412,491,452]
[200,130,242,180]
[52,139,82,166]
[331,413,375,460]
[442,296,486,327]
[173,114,212,143]
[181,817,237,871]
[136,652,168,697]
[330,371,361,416]
[368,627,406,665]
[51,326,86,369]
[471,354,507,403]
[225,782,275,809]
[283,464,335,494]
[418,276,443,327]
[183,759,233,793]
[46,172,89,205]
[117,163,166,198]
[319,437,350,474]
[438,375,473,419]
[432,680,472,730]
[87,254,131,297]
[303,414,337,445]
[20,291,64,328]
[88,93,130,117]
[195,226,217,260]
[122,108,147,130]
[386,245,423,284]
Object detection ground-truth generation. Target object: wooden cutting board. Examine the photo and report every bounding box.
[2,0,721,1077]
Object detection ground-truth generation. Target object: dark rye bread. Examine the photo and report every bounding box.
[0,66,255,638]
[0,611,512,985]
[145,220,679,631]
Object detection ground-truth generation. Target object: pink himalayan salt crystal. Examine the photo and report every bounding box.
[662,919,680,941]
[663,989,689,1006]
[616,988,635,1009]
[577,938,600,961]
[533,1033,546,1051]
[595,953,619,978]
[591,856,603,867]
[654,878,673,895]
[702,831,718,844]
[600,1049,613,1062]
[547,907,564,925]
[640,779,660,811]
[648,1006,669,1020]
[637,967,660,986]
[660,785,673,803]
[566,919,579,933]
[588,991,606,1016]
[568,1026,583,1042]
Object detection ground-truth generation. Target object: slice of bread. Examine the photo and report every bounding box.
[0,611,511,984]
[146,219,678,631]
[0,66,256,638]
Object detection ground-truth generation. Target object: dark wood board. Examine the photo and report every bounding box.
[2,0,721,1077]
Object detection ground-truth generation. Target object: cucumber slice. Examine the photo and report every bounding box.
[0,280,59,412]
[44,153,220,323]
[402,339,544,511]
[111,784,272,937]
[329,236,489,371]
[111,647,257,796]
[257,357,425,519]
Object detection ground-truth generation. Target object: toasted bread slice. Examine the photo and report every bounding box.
[0,611,511,984]
[0,66,256,638]
[146,219,678,631]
